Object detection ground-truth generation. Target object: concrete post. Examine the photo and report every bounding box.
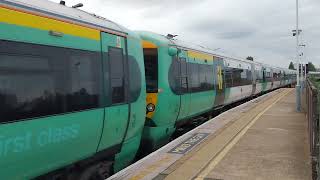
[295,0,301,112]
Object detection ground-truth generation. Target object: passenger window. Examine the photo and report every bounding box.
[199,64,207,90]
[197,64,214,91]
[225,68,233,88]
[0,40,102,123]
[180,58,188,93]
[247,69,253,85]
[108,47,126,104]
[190,63,200,92]
[206,65,214,90]
[266,70,272,82]
[256,69,263,83]
[168,57,181,94]
[240,69,252,85]
[128,56,142,102]
[232,68,242,86]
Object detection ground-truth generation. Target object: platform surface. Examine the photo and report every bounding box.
[108,88,311,180]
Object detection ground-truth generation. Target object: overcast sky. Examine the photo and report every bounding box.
[50,0,319,68]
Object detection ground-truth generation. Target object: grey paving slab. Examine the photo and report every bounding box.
[206,90,311,180]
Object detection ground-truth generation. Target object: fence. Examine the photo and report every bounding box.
[306,77,320,180]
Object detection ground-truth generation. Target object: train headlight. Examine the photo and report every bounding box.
[146,103,156,113]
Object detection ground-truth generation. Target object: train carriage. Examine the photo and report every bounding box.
[137,31,297,153]
[0,0,146,179]
[223,58,253,104]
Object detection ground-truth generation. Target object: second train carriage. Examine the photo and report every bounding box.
[138,31,296,151]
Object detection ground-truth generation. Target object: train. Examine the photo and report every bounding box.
[138,31,297,152]
[0,0,296,179]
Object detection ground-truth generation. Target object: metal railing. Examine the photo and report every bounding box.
[306,77,320,180]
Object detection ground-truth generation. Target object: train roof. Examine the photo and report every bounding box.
[137,31,293,72]
[172,39,283,69]
[2,1,296,73]
[1,0,129,36]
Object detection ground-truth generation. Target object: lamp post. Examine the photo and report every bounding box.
[299,53,303,82]
[295,0,301,112]
[299,44,306,80]
[299,44,306,81]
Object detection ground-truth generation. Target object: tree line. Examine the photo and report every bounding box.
[245,56,317,72]
[288,61,317,72]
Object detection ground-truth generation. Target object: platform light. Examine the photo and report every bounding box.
[292,29,302,36]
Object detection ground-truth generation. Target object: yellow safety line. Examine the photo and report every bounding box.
[194,89,292,180]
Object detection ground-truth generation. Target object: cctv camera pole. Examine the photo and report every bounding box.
[295,0,301,112]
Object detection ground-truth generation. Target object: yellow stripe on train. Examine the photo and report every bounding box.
[142,40,158,48]
[146,93,158,119]
[188,50,214,61]
[0,7,100,40]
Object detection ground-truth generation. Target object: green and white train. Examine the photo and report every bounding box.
[0,0,296,179]
[139,31,296,151]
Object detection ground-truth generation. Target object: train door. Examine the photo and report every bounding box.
[97,32,130,151]
[142,41,158,120]
[213,57,225,107]
[262,68,266,82]
[177,50,191,120]
[251,64,256,94]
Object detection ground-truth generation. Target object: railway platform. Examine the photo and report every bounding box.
[108,88,311,180]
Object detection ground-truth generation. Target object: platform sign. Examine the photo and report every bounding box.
[168,133,209,154]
